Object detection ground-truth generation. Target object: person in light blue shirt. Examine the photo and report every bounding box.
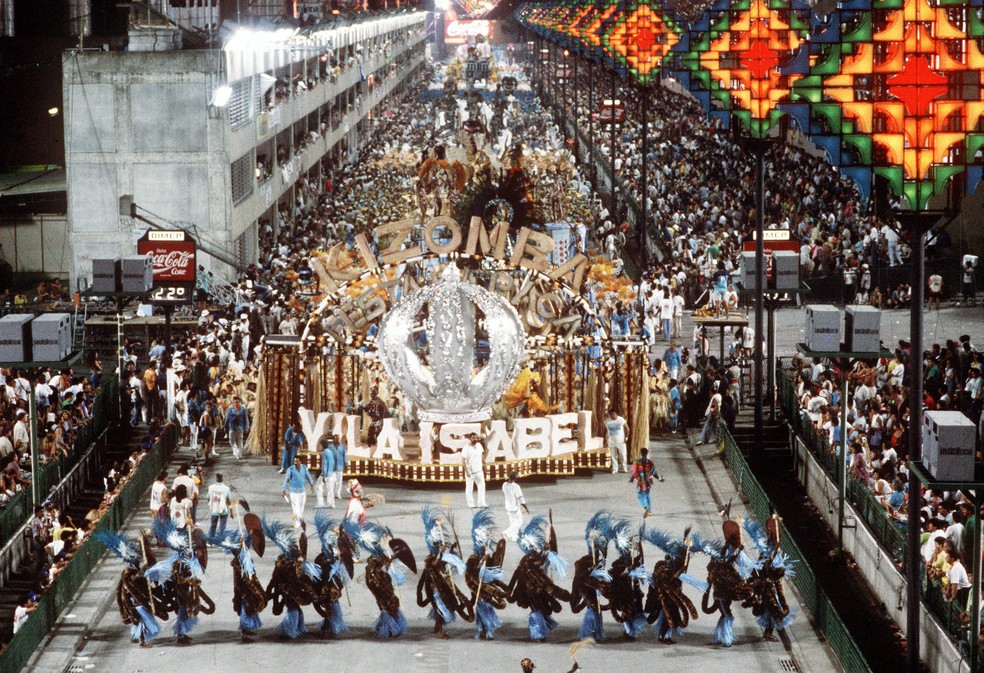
[663,341,683,382]
[281,456,315,528]
[668,379,682,432]
[317,435,336,509]
[280,421,303,474]
[333,435,348,500]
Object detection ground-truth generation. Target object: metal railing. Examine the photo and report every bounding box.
[776,367,971,650]
[0,423,179,673]
[0,377,118,548]
[720,425,874,673]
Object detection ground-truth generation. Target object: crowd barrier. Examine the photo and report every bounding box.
[777,367,970,649]
[719,421,874,673]
[0,423,179,673]
[0,377,118,547]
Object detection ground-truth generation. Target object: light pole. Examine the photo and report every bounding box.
[610,69,617,223]
[562,49,569,133]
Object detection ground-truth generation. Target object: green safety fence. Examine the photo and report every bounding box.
[0,377,119,547]
[777,369,907,563]
[0,423,178,673]
[720,425,874,673]
[776,367,970,649]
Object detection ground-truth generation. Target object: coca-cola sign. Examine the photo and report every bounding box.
[445,20,493,44]
[137,229,197,284]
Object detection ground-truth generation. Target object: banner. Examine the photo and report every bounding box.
[445,19,493,44]
[136,230,197,284]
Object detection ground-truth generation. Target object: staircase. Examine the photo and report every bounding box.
[731,406,792,459]
[0,426,142,643]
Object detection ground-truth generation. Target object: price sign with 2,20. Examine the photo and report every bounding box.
[149,284,192,305]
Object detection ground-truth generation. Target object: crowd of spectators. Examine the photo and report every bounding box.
[549,56,970,323]
[11,444,151,641]
[786,335,983,617]
[0,367,102,505]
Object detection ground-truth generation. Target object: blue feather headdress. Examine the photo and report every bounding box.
[584,511,614,557]
[471,508,499,557]
[689,531,723,559]
[611,518,636,560]
[93,531,141,568]
[516,515,548,557]
[421,505,451,556]
[315,510,340,560]
[641,525,687,560]
[142,520,205,583]
[205,529,243,555]
[151,517,191,555]
[742,518,771,556]
[354,520,391,558]
[204,529,257,577]
[262,516,300,560]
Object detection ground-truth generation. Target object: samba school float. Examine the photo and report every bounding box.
[252,152,650,483]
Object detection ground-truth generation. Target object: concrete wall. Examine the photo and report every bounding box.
[63,14,426,289]
[63,50,224,289]
[0,214,69,278]
[791,434,965,673]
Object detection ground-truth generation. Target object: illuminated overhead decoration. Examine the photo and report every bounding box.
[513,0,984,204]
[681,0,812,138]
[816,0,983,209]
[598,0,682,84]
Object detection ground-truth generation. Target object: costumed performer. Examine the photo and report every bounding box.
[417,506,473,638]
[147,517,216,644]
[641,525,708,644]
[466,508,509,640]
[607,518,649,640]
[263,518,321,639]
[506,514,571,642]
[312,510,354,637]
[701,515,759,648]
[569,511,614,641]
[208,508,268,643]
[743,514,796,642]
[94,531,167,648]
[348,518,417,638]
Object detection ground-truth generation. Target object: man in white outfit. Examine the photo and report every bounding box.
[462,433,488,508]
[605,409,629,473]
[502,471,529,541]
[281,456,315,528]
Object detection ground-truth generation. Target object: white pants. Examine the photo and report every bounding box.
[504,508,523,541]
[316,473,336,508]
[609,441,627,473]
[465,471,487,508]
[189,423,199,451]
[229,430,244,458]
[288,491,306,525]
[334,471,344,499]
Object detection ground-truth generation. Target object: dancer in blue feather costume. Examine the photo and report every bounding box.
[312,511,351,638]
[417,506,473,638]
[94,531,166,648]
[570,512,614,641]
[607,518,649,640]
[506,515,571,642]
[466,508,509,640]
[352,518,417,638]
[262,518,318,640]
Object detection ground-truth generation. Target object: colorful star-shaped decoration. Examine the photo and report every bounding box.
[812,0,984,208]
[599,0,681,85]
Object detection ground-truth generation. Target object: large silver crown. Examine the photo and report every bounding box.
[377,263,526,423]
